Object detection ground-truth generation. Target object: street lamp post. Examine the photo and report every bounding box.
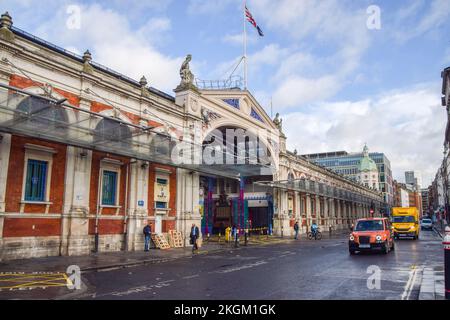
[444,226,450,300]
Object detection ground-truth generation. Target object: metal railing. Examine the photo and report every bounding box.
[195,76,243,90]
[254,178,385,208]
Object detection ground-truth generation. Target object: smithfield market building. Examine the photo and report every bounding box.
[0,12,384,260]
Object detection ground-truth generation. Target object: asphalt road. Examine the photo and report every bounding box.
[68,229,443,300]
[0,229,442,300]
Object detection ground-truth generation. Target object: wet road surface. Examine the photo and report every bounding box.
[0,229,443,300]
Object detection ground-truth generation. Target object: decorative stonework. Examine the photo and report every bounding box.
[0,12,14,42]
[82,50,94,74]
[139,76,150,97]
[200,107,221,128]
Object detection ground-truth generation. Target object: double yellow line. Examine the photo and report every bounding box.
[0,272,71,290]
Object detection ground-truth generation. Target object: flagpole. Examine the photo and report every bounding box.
[243,0,248,90]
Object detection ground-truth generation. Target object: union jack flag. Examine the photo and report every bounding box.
[245,6,264,37]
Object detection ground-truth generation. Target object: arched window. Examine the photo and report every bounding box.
[151,133,176,158]
[16,96,69,135]
[288,172,295,181]
[94,118,132,149]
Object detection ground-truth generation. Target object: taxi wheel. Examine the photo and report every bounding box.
[382,242,389,254]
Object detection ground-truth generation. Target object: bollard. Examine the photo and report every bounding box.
[244,229,248,246]
[218,232,221,244]
[234,232,239,248]
[444,226,450,300]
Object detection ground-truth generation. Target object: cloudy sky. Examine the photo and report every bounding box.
[3,0,450,185]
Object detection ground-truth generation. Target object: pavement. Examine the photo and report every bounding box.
[418,222,447,300]
[0,228,444,300]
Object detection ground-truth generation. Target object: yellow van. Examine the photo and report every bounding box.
[391,207,420,240]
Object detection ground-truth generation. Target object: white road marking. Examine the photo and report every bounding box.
[212,260,268,274]
[182,274,200,279]
[401,265,419,300]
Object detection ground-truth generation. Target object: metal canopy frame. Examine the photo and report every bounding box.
[254,178,385,208]
[0,83,271,180]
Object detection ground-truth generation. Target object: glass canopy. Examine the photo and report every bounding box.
[0,83,273,179]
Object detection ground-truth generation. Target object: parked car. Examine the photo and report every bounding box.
[420,218,433,230]
[349,218,395,255]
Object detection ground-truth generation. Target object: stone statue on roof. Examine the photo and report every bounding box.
[273,112,282,131]
[180,54,194,86]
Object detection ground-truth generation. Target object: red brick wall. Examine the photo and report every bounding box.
[3,218,61,237]
[10,74,40,90]
[10,74,80,107]
[162,220,176,233]
[91,101,112,113]
[88,219,124,235]
[5,135,67,214]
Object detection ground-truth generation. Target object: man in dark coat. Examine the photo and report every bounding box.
[294,221,299,240]
[143,222,152,252]
[190,223,200,253]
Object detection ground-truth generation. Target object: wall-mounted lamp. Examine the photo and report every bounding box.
[141,162,149,169]
[80,151,88,158]
[55,98,67,105]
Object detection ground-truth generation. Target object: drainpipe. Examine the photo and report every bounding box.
[123,161,130,251]
[94,168,101,253]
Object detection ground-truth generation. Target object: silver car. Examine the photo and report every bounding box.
[420,218,433,230]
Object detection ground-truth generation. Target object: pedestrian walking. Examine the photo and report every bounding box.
[294,221,299,240]
[232,224,239,247]
[190,223,200,253]
[143,222,152,252]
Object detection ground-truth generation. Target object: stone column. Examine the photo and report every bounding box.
[328,198,335,228]
[295,192,301,221]
[126,160,149,251]
[274,189,290,237]
[323,197,328,227]
[305,194,311,233]
[60,147,92,256]
[176,169,201,245]
[0,70,11,243]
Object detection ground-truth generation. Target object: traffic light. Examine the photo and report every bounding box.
[370,202,375,216]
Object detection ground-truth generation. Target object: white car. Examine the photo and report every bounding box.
[420,218,433,230]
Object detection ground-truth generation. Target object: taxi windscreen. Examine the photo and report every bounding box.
[354,220,384,231]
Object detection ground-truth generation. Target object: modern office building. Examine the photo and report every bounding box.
[421,188,430,216]
[405,171,422,190]
[303,146,394,209]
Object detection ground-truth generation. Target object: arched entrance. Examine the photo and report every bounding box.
[199,125,276,235]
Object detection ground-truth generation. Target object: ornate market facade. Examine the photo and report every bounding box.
[0,12,383,260]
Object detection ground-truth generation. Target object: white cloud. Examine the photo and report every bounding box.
[245,0,371,110]
[393,0,450,42]
[282,83,445,186]
[273,75,340,109]
[31,4,182,92]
